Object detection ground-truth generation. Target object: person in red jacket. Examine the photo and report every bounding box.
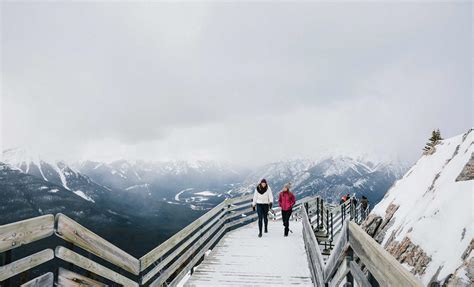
[278,183,296,237]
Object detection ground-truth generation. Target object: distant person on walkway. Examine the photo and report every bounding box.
[361,196,368,210]
[361,195,369,220]
[278,183,296,237]
[339,194,348,204]
[252,179,274,237]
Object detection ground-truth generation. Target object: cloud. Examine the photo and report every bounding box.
[1,1,472,165]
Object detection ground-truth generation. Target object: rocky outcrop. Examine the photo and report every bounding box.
[385,236,431,275]
[455,152,474,181]
[361,204,432,276]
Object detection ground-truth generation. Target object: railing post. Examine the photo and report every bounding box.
[346,248,354,286]
[321,200,324,231]
[326,209,329,236]
[342,203,345,222]
[350,199,354,220]
[316,198,320,230]
[330,212,334,248]
[1,250,12,287]
[305,202,310,224]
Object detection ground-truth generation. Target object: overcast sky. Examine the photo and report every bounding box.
[1,1,472,166]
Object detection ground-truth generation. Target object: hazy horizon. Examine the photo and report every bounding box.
[1,1,472,166]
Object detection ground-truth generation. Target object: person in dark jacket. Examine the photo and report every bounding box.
[252,179,274,237]
[278,183,296,237]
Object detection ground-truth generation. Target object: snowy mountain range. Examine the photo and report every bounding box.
[2,147,405,212]
[362,128,473,286]
[230,156,406,205]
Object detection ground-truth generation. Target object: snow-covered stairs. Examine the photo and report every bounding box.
[184,220,313,286]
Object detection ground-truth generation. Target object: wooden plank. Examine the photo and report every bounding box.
[227,194,253,205]
[141,208,227,284]
[226,213,258,229]
[0,249,54,281]
[55,246,139,287]
[55,214,140,275]
[140,200,227,271]
[20,272,53,287]
[324,221,349,281]
[349,261,371,287]
[57,267,108,287]
[153,224,227,287]
[348,222,422,287]
[301,207,325,287]
[226,206,254,221]
[184,220,313,287]
[0,215,54,252]
[329,258,350,287]
[171,214,258,286]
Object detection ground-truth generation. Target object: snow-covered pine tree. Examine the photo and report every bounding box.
[423,129,443,151]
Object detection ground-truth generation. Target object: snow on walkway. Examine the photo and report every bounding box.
[184,220,313,286]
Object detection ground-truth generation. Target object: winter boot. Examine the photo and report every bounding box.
[258,233,262,238]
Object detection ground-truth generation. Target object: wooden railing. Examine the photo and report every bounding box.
[300,204,422,287]
[1,193,421,287]
[0,193,305,287]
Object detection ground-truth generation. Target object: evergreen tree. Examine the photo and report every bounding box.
[423,129,443,151]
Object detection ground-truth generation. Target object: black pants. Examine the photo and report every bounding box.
[282,209,293,236]
[256,204,269,234]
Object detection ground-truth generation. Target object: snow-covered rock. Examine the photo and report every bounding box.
[363,128,474,286]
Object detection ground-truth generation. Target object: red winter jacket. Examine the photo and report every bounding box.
[278,191,296,211]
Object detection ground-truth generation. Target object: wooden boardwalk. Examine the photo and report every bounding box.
[184,219,313,286]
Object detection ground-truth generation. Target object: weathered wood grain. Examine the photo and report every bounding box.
[55,214,140,275]
[20,272,53,287]
[147,216,227,286]
[57,267,108,287]
[349,261,371,287]
[0,249,54,281]
[55,246,139,287]
[141,208,227,284]
[328,258,350,287]
[348,222,422,287]
[301,207,325,287]
[0,215,54,252]
[324,220,349,281]
[140,200,227,271]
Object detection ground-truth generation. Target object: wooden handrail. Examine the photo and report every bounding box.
[0,215,54,253]
[55,213,140,275]
[0,249,54,282]
[55,246,139,287]
[301,204,325,287]
[139,199,228,271]
[347,222,422,286]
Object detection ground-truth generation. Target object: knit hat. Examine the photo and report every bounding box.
[260,179,267,184]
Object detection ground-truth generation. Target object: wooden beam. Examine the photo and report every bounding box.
[227,194,253,205]
[140,200,227,271]
[0,215,54,252]
[0,249,54,281]
[324,220,349,281]
[301,207,325,287]
[55,214,140,275]
[20,272,53,287]
[151,225,227,287]
[348,222,422,287]
[349,261,371,287]
[329,258,350,287]
[57,267,108,287]
[55,246,139,287]
[140,209,227,284]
